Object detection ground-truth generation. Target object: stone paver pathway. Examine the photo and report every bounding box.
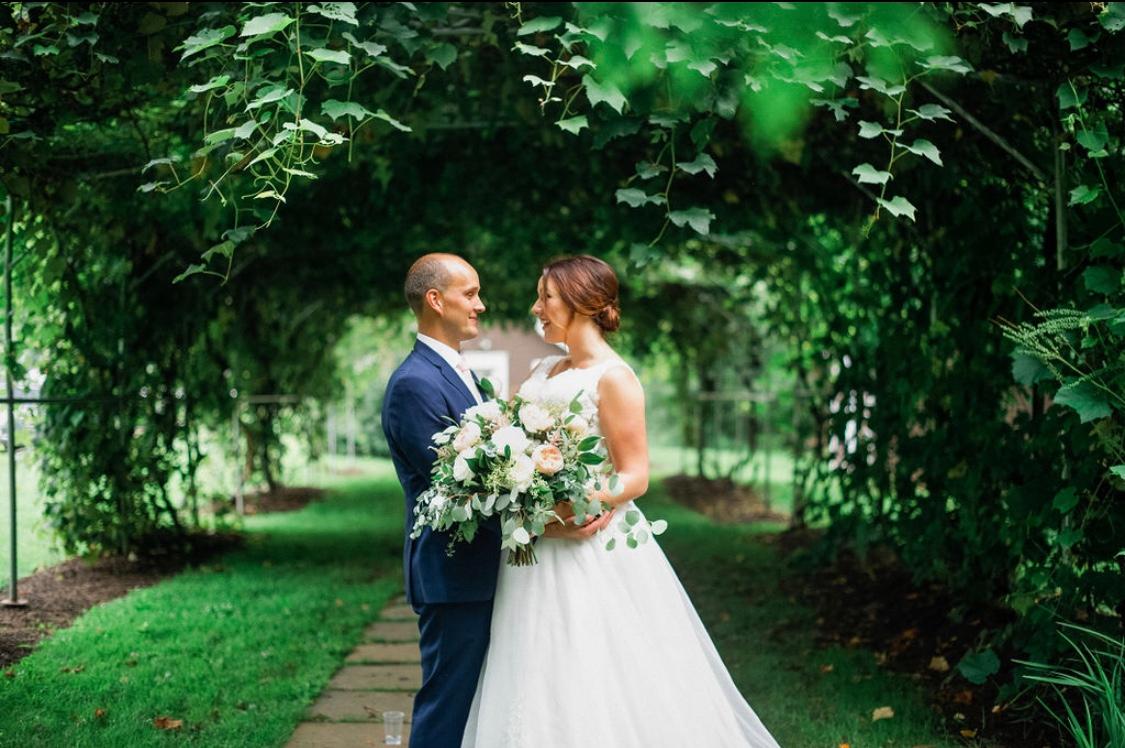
[286,597,419,748]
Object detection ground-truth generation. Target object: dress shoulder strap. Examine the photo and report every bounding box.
[585,357,637,396]
[532,354,567,379]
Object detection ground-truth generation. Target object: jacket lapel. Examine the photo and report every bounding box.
[470,370,490,402]
[413,340,476,409]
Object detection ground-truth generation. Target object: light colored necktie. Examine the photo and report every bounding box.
[455,357,482,402]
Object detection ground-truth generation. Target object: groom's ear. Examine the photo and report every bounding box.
[424,288,443,315]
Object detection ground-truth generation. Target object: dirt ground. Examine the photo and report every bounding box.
[772,528,1068,748]
[1,486,324,670]
[662,473,789,523]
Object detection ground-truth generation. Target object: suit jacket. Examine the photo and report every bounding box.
[381,340,501,608]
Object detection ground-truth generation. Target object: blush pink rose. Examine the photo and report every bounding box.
[532,444,564,476]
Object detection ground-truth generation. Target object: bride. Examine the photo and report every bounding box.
[460,255,781,748]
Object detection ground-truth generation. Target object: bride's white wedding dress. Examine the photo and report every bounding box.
[461,355,781,748]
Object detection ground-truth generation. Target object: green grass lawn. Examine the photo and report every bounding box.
[0,462,403,748]
[642,484,966,748]
[0,459,964,747]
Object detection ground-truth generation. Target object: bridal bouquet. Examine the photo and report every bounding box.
[410,379,665,566]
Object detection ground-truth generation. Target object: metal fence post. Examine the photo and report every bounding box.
[3,193,26,607]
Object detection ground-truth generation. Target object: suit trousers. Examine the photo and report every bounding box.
[411,599,495,748]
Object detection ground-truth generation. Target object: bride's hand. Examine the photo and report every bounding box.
[542,506,616,540]
[552,500,576,523]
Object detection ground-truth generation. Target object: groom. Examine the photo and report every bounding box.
[381,253,500,748]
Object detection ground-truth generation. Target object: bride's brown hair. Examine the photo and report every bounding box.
[542,255,621,333]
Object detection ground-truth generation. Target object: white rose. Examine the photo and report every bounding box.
[510,454,536,491]
[453,447,477,483]
[431,493,449,511]
[491,425,531,455]
[465,400,504,425]
[453,421,482,452]
[564,415,590,437]
[518,403,555,433]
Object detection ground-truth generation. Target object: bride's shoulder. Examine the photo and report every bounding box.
[597,358,643,396]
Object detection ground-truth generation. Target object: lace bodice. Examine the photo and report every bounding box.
[516,354,634,435]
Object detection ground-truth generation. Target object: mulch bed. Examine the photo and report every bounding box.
[1,485,325,671]
[663,474,789,523]
[0,530,243,670]
[772,528,1070,748]
[218,485,325,515]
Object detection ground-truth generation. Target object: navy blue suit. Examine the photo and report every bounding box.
[381,340,501,748]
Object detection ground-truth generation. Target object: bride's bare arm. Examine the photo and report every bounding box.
[592,366,649,508]
[541,363,646,539]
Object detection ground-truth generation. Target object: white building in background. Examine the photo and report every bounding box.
[461,321,563,399]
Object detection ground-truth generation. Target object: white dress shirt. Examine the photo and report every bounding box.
[417,334,483,404]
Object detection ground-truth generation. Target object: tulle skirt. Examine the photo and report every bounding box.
[461,501,781,748]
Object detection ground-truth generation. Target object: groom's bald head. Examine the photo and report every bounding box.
[405,253,472,315]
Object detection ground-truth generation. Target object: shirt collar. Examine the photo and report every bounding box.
[416,334,463,371]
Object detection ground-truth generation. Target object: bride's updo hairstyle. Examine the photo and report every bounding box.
[542,255,621,333]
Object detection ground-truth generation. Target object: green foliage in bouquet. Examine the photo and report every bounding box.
[411,380,664,565]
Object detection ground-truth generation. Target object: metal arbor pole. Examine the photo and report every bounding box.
[2,194,26,607]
